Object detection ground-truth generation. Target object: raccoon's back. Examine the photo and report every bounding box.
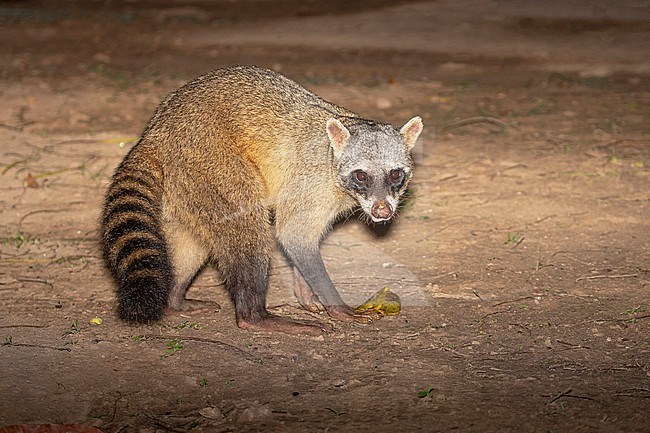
[143,66,354,143]
[100,144,173,322]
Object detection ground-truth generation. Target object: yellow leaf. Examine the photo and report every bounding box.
[355,287,401,316]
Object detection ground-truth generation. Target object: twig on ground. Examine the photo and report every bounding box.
[142,334,258,361]
[480,310,509,321]
[143,413,191,433]
[0,121,36,132]
[591,314,650,324]
[553,251,592,266]
[556,339,590,349]
[492,296,534,308]
[615,388,650,399]
[3,341,71,352]
[15,277,54,289]
[547,388,573,405]
[576,273,638,282]
[508,236,525,249]
[431,270,459,281]
[18,203,85,227]
[0,324,48,329]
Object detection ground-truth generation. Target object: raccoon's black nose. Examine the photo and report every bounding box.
[371,200,393,220]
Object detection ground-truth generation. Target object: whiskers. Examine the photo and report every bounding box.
[357,210,373,225]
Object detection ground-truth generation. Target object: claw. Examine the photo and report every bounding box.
[325,305,375,323]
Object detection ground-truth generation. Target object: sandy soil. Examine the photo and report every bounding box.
[0,1,648,432]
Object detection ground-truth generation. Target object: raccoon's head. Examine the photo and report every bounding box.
[327,116,423,223]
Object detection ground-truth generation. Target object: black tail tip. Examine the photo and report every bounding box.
[115,275,171,324]
[118,299,166,324]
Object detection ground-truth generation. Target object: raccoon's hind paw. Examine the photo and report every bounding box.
[237,315,330,336]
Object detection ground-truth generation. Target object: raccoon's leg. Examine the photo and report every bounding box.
[292,266,324,313]
[276,216,373,324]
[282,245,373,323]
[212,209,327,336]
[163,222,217,313]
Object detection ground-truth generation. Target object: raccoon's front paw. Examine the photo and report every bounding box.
[325,305,376,323]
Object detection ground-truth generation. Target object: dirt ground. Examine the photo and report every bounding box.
[1,1,649,432]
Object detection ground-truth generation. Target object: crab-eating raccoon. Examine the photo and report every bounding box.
[100,66,423,334]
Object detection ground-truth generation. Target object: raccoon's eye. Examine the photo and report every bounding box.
[349,170,369,191]
[353,170,368,184]
[389,169,405,185]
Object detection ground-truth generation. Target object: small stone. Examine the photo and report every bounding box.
[199,406,224,420]
[237,402,271,422]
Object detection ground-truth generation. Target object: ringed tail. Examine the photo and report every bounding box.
[100,146,172,323]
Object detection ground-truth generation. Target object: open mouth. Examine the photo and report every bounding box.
[369,214,392,223]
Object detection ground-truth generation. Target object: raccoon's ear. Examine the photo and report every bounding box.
[400,116,423,151]
[326,118,350,158]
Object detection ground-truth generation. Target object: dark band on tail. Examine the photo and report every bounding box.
[101,155,172,323]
